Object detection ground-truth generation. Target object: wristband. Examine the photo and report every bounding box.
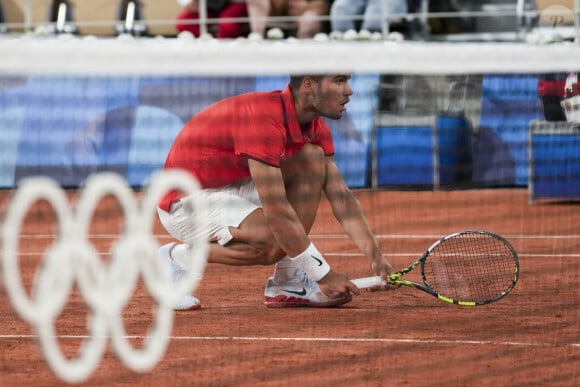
[290,242,330,282]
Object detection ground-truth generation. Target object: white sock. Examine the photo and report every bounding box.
[273,256,299,283]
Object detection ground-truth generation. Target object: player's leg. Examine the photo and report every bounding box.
[209,142,327,265]
[208,144,326,265]
[265,143,325,284]
[157,181,282,310]
[156,183,266,310]
[158,144,347,308]
[159,187,271,266]
[280,142,325,234]
[206,142,328,266]
[265,144,351,307]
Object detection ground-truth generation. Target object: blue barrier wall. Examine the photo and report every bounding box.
[0,75,373,188]
[375,115,471,187]
[531,133,580,200]
[475,75,542,186]
[0,74,542,189]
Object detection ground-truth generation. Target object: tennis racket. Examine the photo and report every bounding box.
[352,230,519,306]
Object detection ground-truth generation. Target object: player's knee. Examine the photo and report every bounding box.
[282,144,325,190]
[301,142,324,158]
[303,146,326,191]
[299,143,326,177]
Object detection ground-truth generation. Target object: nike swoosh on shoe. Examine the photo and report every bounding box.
[282,288,307,296]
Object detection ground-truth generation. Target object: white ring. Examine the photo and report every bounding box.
[1,177,73,324]
[1,170,208,383]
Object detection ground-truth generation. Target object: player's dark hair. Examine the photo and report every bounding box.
[289,75,324,91]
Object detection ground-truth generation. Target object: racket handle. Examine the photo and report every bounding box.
[351,276,384,289]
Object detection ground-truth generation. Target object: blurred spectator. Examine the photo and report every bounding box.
[246,0,330,39]
[330,0,407,35]
[427,0,475,35]
[176,0,249,39]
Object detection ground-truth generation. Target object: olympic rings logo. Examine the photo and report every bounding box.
[1,170,209,383]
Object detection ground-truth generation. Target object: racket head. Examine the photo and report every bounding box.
[419,230,519,305]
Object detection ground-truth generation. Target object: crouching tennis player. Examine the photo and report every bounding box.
[157,74,395,310]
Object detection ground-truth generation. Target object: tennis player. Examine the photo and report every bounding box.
[157,74,395,310]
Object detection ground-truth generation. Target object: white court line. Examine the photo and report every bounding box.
[14,232,580,259]
[16,233,580,239]
[311,234,580,240]
[323,253,580,258]
[13,252,580,258]
[0,334,578,348]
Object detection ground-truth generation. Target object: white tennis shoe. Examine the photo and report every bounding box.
[264,270,351,308]
[159,242,201,311]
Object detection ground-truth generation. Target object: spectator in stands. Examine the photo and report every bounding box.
[426,0,476,36]
[246,0,330,39]
[330,0,407,35]
[175,0,249,39]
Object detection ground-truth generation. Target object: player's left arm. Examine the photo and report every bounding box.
[322,156,394,279]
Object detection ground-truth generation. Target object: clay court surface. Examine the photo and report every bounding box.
[0,188,578,386]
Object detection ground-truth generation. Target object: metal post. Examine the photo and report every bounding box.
[125,1,135,33]
[381,0,390,38]
[575,0,580,42]
[515,0,525,40]
[431,115,439,190]
[56,2,67,33]
[420,0,430,39]
[199,0,209,37]
[24,0,32,33]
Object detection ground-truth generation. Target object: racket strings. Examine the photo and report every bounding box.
[423,233,517,303]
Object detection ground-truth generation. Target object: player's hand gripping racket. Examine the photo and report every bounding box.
[352,230,520,306]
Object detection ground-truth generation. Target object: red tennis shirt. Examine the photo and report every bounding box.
[158,85,335,211]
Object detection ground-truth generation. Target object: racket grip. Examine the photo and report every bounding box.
[351,276,384,289]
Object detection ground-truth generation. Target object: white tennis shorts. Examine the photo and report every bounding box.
[157,178,261,245]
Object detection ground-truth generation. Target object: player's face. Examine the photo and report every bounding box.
[312,74,353,120]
